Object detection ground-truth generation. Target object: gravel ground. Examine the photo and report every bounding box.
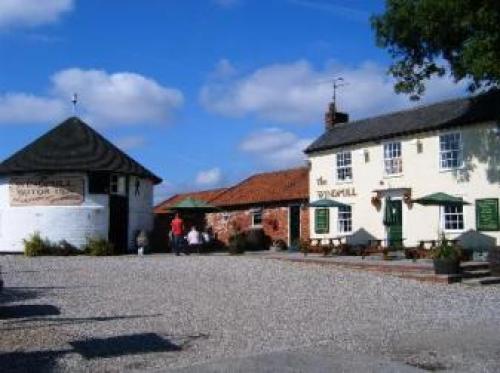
[1,255,500,372]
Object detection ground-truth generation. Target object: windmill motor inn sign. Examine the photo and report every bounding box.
[9,176,84,206]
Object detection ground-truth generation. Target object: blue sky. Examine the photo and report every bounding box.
[0,0,467,202]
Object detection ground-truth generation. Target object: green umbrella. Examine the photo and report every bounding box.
[412,192,470,206]
[172,197,215,210]
[308,198,349,208]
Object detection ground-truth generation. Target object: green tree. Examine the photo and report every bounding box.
[372,0,500,99]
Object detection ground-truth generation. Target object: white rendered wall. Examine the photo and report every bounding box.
[0,173,109,253]
[309,122,500,248]
[127,176,154,250]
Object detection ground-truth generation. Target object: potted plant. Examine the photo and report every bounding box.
[431,237,462,275]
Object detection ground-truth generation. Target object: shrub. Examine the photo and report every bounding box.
[272,239,288,251]
[245,228,272,251]
[228,232,248,255]
[23,232,52,256]
[431,235,462,261]
[84,237,115,256]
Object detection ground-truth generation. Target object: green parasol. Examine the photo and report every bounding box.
[172,197,215,210]
[412,192,470,206]
[308,198,349,208]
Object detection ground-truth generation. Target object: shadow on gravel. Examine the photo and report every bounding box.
[1,314,163,331]
[69,333,182,359]
[0,349,70,373]
[0,304,60,319]
[0,287,43,305]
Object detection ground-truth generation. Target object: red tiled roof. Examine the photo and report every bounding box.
[154,188,228,214]
[211,167,309,207]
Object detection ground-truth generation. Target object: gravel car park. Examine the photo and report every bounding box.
[1,255,500,372]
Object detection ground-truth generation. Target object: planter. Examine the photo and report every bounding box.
[433,258,461,275]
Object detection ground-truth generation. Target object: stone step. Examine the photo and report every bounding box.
[462,276,500,286]
[461,262,490,271]
[461,269,492,279]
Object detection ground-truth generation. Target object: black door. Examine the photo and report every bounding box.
[109,195,129,254]
[289,205,301,247]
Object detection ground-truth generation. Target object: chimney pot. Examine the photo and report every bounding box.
[325,102,348,131]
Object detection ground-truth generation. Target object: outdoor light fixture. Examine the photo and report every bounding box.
[416,139,423,153]
[364,149,370,163]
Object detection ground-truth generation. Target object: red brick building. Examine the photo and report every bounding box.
[154,167,310,250]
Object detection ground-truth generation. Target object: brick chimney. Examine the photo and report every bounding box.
[324,102,349,131]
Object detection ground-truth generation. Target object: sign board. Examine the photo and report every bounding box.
[476,198,499,231]
[9,176,84,206]
[317,187,357,199]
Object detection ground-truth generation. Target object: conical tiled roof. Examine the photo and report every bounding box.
[0,117,162,184]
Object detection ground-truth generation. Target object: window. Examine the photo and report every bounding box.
[315,208,329,234]
[336,151,352,181]
[251,210,263,227]
[338,205,352,233]
[110,175,126,195]
[443,205,464,231]
[88,172,109,194]
[440,133,462,169]
[384,142,402,175]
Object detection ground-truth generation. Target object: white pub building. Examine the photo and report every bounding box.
[0,117,161,253]
[306,90,500,250]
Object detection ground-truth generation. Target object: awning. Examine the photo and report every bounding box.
[172,197,216,210]
[308,198,349,208]
[412,192,470,206]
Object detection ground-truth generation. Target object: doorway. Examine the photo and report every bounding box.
[109,195,129,254]
[289,205,301,247]
[387,199,403,247]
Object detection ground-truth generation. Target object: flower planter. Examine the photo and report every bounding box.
[433,258,461,275]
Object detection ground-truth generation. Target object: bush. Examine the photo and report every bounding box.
[23,232,52,256]
[24,233,83,256]
[84,237,115,256]
[228,232,248,255]
[245,228,272,251]
[431,234,462,261]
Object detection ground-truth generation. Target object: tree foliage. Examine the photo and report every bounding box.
[372,0,500,99]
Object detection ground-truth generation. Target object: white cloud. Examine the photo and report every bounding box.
[0,0,74,29]
[113,135,147,151]
[195,167,223,187]
[200,59,468,125]
[0,68,184,126]
[240,128,312,168]
[0,93,65,123]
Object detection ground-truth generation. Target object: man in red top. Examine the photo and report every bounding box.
[170,213,186,255]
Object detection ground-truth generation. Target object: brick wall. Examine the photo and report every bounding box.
[206,202,309,247]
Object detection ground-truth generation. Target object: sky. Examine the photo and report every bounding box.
[0,0,469,202]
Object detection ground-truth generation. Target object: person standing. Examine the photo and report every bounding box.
[187,226,202,254]
[170,213,185,256]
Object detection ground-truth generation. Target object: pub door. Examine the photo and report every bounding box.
[289,205,301,247]
[387,199,403,247]
[109,195,129,254]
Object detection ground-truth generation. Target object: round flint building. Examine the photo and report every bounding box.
[0,117,162,253]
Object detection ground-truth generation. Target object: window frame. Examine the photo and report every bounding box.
[251,210,263,227]
[442,204,465,232]
[383,141,403,176]
[439,132,463,171]
[314,208,330,234]
[337,205,352,233]
[110,174,127,196]
[336,151,353,183]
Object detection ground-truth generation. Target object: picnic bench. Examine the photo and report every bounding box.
[309,236,349,256]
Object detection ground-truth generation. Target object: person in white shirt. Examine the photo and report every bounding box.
[187,226,202,254]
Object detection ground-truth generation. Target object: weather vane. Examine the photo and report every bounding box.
[71,93,78,115]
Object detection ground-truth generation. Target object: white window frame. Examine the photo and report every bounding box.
[336,151,353,183]
[383,141,403,176]
[439,132,463,171]
[338,205,352,233]
[251,210,263,227]
[110,174,127,196]
[442,205,465,232]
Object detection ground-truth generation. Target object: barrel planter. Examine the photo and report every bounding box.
[489,247,500,276]
[433,258,461,275]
